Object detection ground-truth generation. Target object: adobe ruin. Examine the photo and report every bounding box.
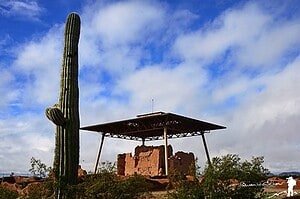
[81,112,226,175]
[117,145,195,177]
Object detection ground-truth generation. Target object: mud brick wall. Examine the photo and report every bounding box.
[117,153,126,175]
[120,145,170,176]
[169,151,195,176]
[117,145,195,177]
[135,145,173,157]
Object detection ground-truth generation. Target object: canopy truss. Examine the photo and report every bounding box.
[80,112,225,141]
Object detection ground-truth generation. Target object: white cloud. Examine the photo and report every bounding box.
[236,20,300,67]
[208,56,300,172]
[0,68,19,110]
[241,57,300,129]
[173,3,271,63]
[173,2,300,69]
[1,0,299,173]
[115,61,207,113]
[0,113,54,171]
[79,0,167,76]
[13,25,63,106]
[86,1,165,46]
[0,0,44,21]
[0,34,12,54]
[24,133,53,152]
[0,24,63,171]
[211,75,253,103]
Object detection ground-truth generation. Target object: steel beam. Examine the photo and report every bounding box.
[201,132,212,166]
[94,132,105,173]
[164,127,169,176]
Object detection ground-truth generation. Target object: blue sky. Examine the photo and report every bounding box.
[0,0,300,174]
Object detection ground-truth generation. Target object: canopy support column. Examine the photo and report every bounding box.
[163,127,169,176]
[94,132,105,174]
[201,132,212,166]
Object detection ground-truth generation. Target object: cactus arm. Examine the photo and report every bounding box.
[45,105,66,126]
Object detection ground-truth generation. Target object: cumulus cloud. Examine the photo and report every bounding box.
[173,3,270,63]
[0,68,19,112]
[0,112,54,172]
[236,20,300,68]
[0,0,299,173]
[79,1,166,71]
[0,0,44,21]
[13,25,63,107]
[0,14,62,172]
[208,56,300,171]
[173,2,300,69]
[88,1,165,46]
[236,57,300,130]
[115,61,207,114]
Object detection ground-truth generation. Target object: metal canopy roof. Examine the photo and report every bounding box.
[80,112,226,141]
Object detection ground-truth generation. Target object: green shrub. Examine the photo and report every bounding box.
[25,183,49,199]
[168,180,204,199]
[81,173,152,199]
[201,154,269,199]
[106,174,150,199]
[0,185,18,199]
[168,154,269,199]
[75,162,152,198]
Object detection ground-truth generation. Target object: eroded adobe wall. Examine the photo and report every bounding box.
[169,151,195,176]
[117,145,195,177]
[117,153,126,175]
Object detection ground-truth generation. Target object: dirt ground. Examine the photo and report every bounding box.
[148,187,300,199]
[264,187,300,198]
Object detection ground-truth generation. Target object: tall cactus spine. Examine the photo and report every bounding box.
[45,12,80,198]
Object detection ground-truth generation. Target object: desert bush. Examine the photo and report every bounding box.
[201,154,269,199]
[0,185,18,199]
[24,183,49,199]
[111,174,152,199]
[81,172,152,199]
[168,180,204,199]
[76,161,152,198]
[168,154,269,199]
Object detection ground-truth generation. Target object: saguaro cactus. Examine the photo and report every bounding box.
[45,12,80,198]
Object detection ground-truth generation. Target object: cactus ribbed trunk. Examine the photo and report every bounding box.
[46,13,80,199]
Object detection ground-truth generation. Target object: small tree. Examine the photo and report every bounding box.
[29,157,51,178]
[201,154,269,199]
[167,154,269,199]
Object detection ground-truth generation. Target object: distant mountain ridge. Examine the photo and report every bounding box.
[278,171,300,177]
[0,172,31,178]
